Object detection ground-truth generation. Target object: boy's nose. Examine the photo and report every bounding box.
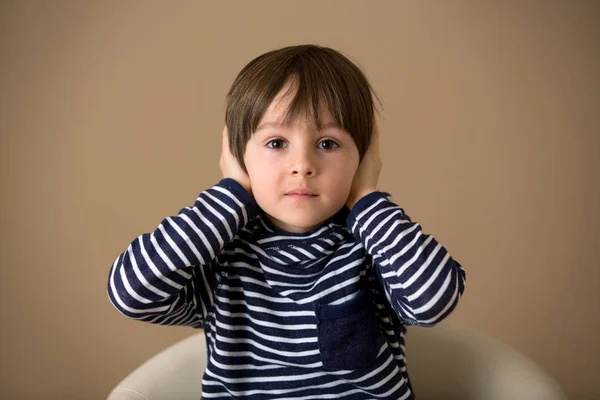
[292,166,314,176]
[291,159,315,176]
[290,149,316,177]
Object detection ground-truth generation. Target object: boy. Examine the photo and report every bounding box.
[108,44,466,399]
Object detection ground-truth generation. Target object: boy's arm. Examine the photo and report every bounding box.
[107,178,259,328]
[346,191,466,327]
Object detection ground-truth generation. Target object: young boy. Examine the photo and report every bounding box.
[108,44,466,399]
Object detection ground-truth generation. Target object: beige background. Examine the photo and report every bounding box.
[1,1,598,399]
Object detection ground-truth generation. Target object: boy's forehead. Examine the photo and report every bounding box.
[256,119,339,132]
[258,106,339,131]
[261,89,338,129]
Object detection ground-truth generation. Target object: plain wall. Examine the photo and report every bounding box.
[1,1,598,399]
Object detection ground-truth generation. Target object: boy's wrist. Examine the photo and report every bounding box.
[346,189,377,210]
[218,178,257,208]
[234,179,252,195]
[345,190,391,230]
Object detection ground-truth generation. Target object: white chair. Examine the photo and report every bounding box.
[107,323,567,400]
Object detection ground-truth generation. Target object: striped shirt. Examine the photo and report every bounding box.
[108,178,466,399]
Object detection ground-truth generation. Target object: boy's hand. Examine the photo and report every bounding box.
[346,121,381,209]
[219,126,252,195]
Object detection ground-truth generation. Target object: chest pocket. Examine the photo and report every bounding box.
[315,288,385,371]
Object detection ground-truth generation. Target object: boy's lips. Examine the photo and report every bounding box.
[285,188,317,196]
[286,193,318,199]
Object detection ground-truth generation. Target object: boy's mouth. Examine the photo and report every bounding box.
[286,194,318,199]
[286,188,317,196]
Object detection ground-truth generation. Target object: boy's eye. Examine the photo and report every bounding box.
[265,139,339,150]
[318,139,339,150]
[266,139,287,149]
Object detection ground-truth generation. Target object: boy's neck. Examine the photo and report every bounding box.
[258,206,349,234]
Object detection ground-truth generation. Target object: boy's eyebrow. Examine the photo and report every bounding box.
[255,122,281,131]
[256,121,340,131]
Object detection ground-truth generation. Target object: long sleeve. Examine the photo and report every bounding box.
[107,178,259,328]
[346,191,466,327]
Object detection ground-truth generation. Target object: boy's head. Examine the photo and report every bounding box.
[225,45,380,233]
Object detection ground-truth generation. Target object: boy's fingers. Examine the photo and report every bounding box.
[368,122,380,152]
[222,126,229,150]
[373,121,380,140]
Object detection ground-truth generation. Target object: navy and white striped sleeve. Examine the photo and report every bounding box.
[347,191,466,327]
[107,178,259,328]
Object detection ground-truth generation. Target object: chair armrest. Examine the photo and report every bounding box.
[405,323,567,400]
[107,333,207,400]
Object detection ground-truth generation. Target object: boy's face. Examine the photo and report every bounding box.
[243,87,360,233]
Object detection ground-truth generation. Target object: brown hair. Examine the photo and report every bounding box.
[225,44,381,172]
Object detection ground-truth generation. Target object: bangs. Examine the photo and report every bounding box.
[259,65,349,132]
